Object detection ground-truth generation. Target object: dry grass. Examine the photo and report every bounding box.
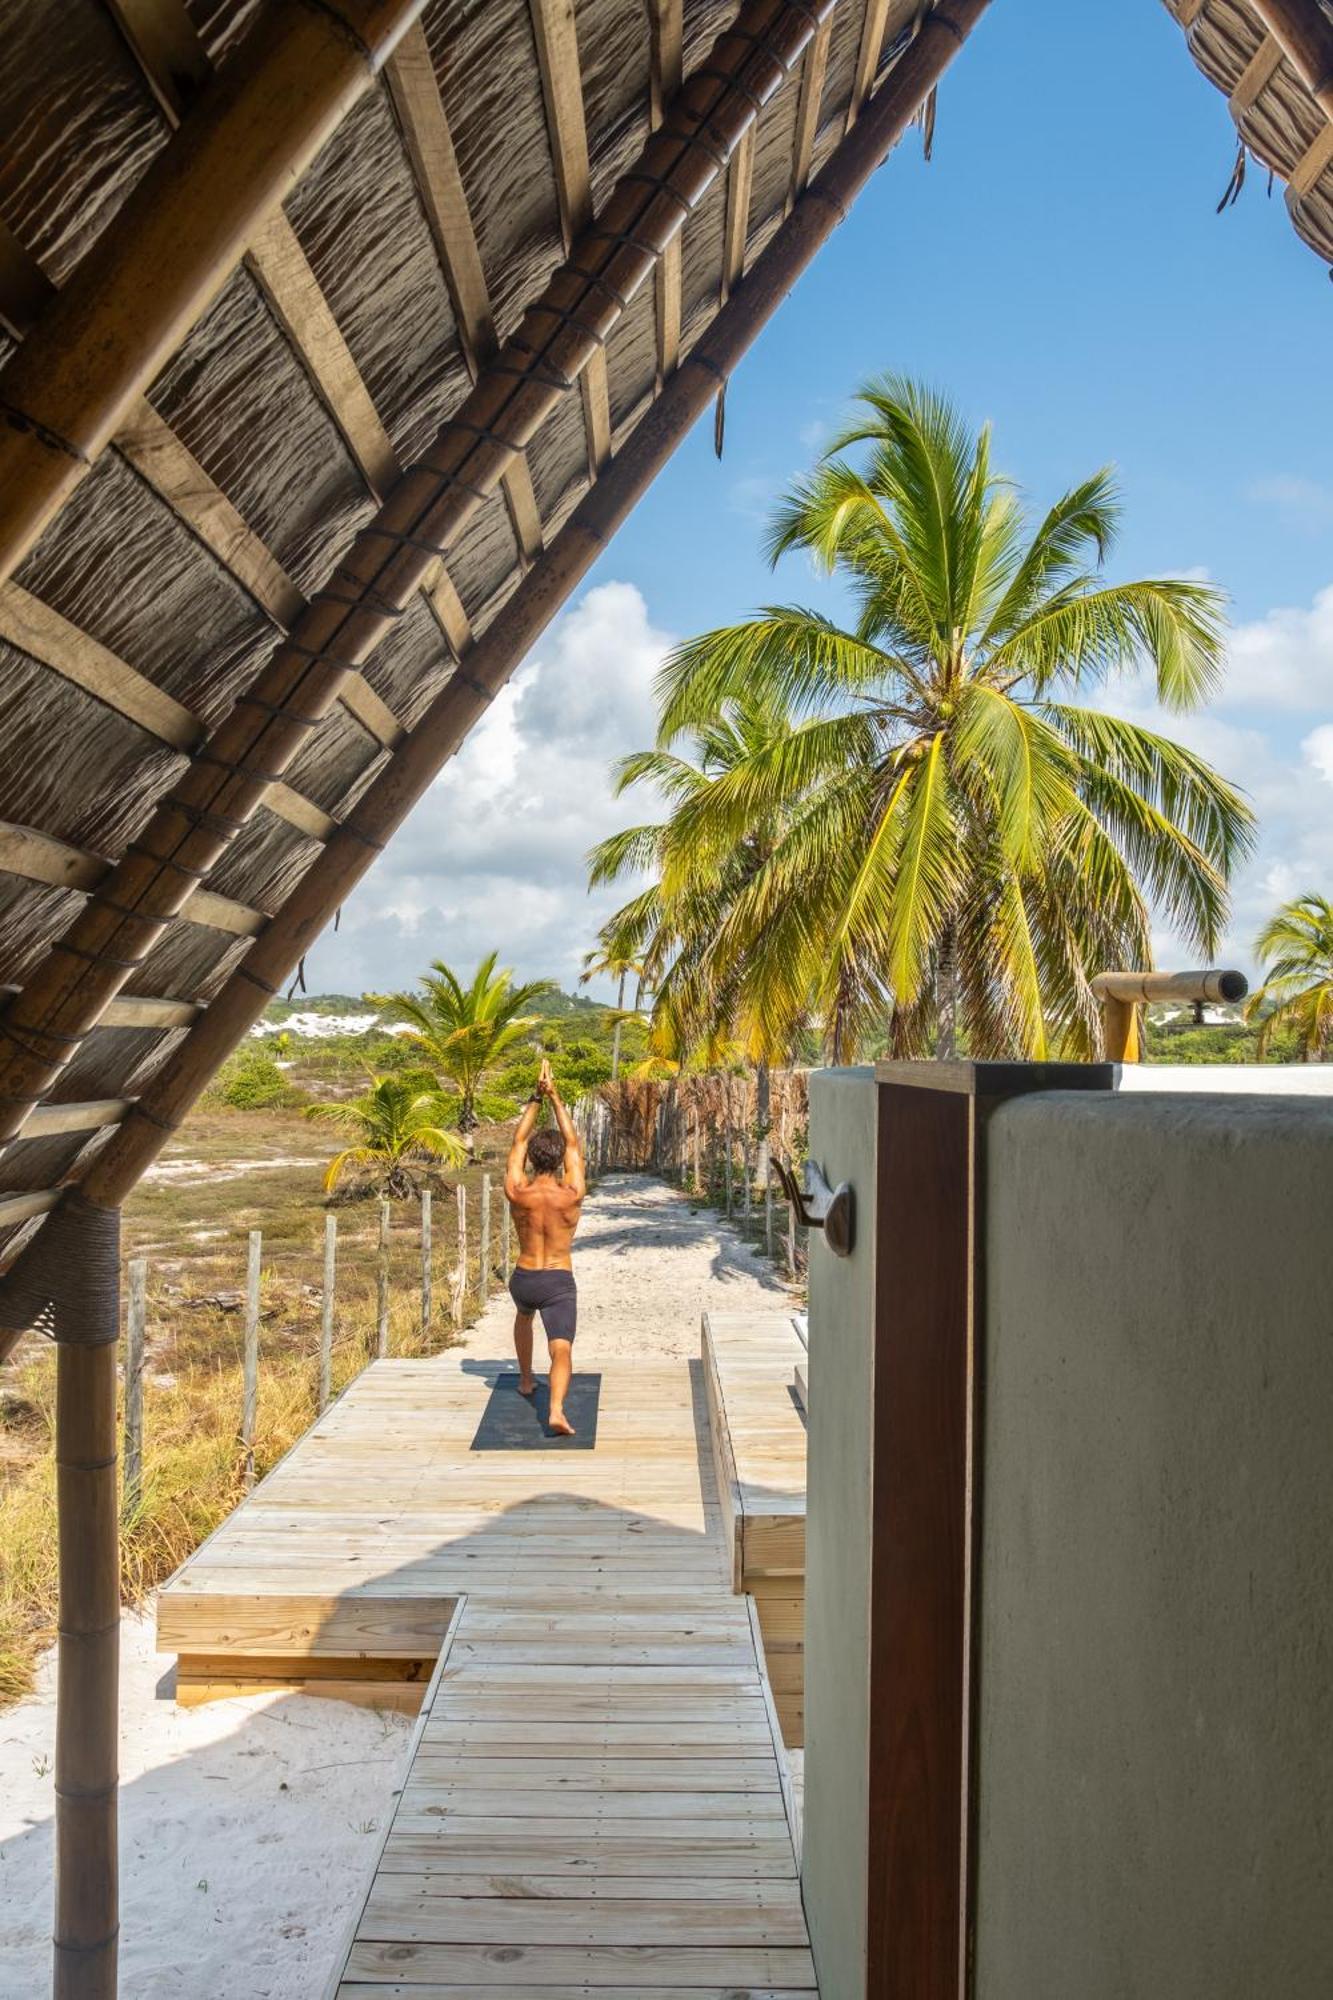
[0,1107,515,1706]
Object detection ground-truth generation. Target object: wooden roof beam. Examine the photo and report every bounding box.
[529,0,614,474]
[0,0,428,589]
[722,128,757,302]
[0,0,846,1146]
[647,3,684,382]
[789,17,834,208]
[1246,0,1333,123]
[847,0,892,132]
[0,987,200,1030]
[69,0,993,1216]
[0,819,264,934]
[386,24,545,563]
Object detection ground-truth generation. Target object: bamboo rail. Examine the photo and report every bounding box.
[1246,0,1333,121]
[1091,967,1248,1062]
[29,0,990,1221]
[0,0,425,588]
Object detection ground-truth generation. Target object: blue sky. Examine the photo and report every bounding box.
[308,0,1333,1001]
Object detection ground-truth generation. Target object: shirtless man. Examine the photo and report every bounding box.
[503,1061,585,1435]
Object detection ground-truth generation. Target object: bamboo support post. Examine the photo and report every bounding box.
[453,1183,467,1327]
[319,1212,336,1413]
[241,1229,260,1486]
[0,0,426,589]
[420,1187,432,1334]
[122,1258,146,1520]
[376,1199,391,1358]
[480,1174,492,1298]
[69,0,990,1219]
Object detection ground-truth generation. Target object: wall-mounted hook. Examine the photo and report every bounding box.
[774,1156,855,1259]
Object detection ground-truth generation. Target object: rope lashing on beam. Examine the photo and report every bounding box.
[0,1189,120,1346]
[0,0,839,1154]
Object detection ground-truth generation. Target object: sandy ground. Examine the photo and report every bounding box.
[0,1175,794,2000]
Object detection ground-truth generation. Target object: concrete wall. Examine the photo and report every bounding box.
[977,1092,1333,1999]
[802,1067,877,2000]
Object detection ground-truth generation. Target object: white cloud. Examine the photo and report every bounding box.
[1222,585,1333,710]
[1302,722,1333,784]
[300,582,672,1000]
[1245,474,1333,525]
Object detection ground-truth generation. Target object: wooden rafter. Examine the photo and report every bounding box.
[1246,0,1333,122]
[0,0,427,588]
[386,23,545,562]
[0,819,265,935]
[847,0,892,131]
[1229,31,1284,112]
[790,16,833,208]
[722,128,757,302]
[648,1,684,383]
[247,213,401,498]
[63,0,993,1216]
[529,0,614,473]
[104,0,211,123]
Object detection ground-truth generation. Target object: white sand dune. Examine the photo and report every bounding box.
[0,1176,793,1999]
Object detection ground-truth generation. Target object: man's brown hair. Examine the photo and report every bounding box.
[526,1127,565,1177]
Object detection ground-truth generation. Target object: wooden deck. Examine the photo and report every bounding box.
[703,1314,809,1746]
[158,1347,816,1996]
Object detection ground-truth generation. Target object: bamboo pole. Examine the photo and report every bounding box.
[51,1206,123,2000]
[420,1187,432,1335]
[453,1183,467,1327]
[765,1171,774,1258]
[376,1198,391,1358]
[122,1258,146,1520]
[241,1229,260,1487]
[0,0,425,588]
[318,1212,336,1413]
[480,1174,492,1299]
[787,1197,797,1282]
[69,0,991,1226]
[693,1117,701,1196]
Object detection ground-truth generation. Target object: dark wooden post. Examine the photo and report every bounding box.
[868,1061,1111,2000]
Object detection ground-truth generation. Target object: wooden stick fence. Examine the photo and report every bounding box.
[120,1175,509,1494]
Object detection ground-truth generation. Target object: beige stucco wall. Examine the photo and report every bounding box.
[802,1067,877,2000]
[977,1091,1333,1998]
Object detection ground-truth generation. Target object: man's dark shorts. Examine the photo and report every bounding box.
[508,1267,577,1344]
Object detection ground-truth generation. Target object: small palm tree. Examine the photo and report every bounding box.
[579,944,647,1080]
[646,376,1255,1059]
[1244,893,1333,1060]
[307,1075,465,1196]
[383,953,555,1140]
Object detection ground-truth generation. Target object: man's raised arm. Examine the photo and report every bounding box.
[504,1092,543,1200]
[547,1076,586,1198]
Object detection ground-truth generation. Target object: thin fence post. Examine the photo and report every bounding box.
[743,1132,753,1231]
[420,1187,432,1336]
[319,1211,336,1412]
[242,1228,261,1487]
[765,1172,774,1259]
[501,1194,512,1280]
[692,1116,701,1196]
[480,1174,492,1300]
[376,1197,391,1359]
[787,1199,797,1282]
[453,1182,467,1326]
[724,1114,734,1218]
[123,1256,146,1519]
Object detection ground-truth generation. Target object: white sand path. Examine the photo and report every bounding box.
[0,1175,794,2000]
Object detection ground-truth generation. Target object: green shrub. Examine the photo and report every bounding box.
[203,1043,306,1110]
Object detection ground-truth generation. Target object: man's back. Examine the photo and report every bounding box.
[510,1176,581,1269]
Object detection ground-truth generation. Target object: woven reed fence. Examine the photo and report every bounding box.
[573,1070,810,1278]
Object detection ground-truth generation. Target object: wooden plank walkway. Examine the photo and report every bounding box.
[703,1315,808,1746]
[158,1349,815,1995]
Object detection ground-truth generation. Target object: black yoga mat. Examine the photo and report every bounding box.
[470,1370,602,1450]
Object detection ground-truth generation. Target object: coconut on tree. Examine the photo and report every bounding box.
[306,1074,465,1197]
[603,375,1254,1062]
[1244,893,1333,1060]
[382,953,554,1144]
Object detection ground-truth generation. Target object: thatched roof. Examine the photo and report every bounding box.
[1166,0,1333,265]
[2,0,1331,1286]
[0,0,984,1284]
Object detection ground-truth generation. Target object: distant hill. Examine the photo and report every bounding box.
[261,986,603,1036]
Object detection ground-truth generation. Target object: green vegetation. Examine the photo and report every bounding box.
[203,1042,305,1111]
[381,952,557,1138]
[591,375,1254,1064]
[1244,892,1333,1060]
[306,1073,465,1194]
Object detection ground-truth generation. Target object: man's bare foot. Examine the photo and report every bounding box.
[517,1375,536,1396]
[547,1408,575,1437]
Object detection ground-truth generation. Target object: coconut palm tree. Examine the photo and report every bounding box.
[1244,892,1333,1060]
[306,1074,465,1195]
[644,376,1254,1059]
[383,953,554,1140]
[578,945,647,1081]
